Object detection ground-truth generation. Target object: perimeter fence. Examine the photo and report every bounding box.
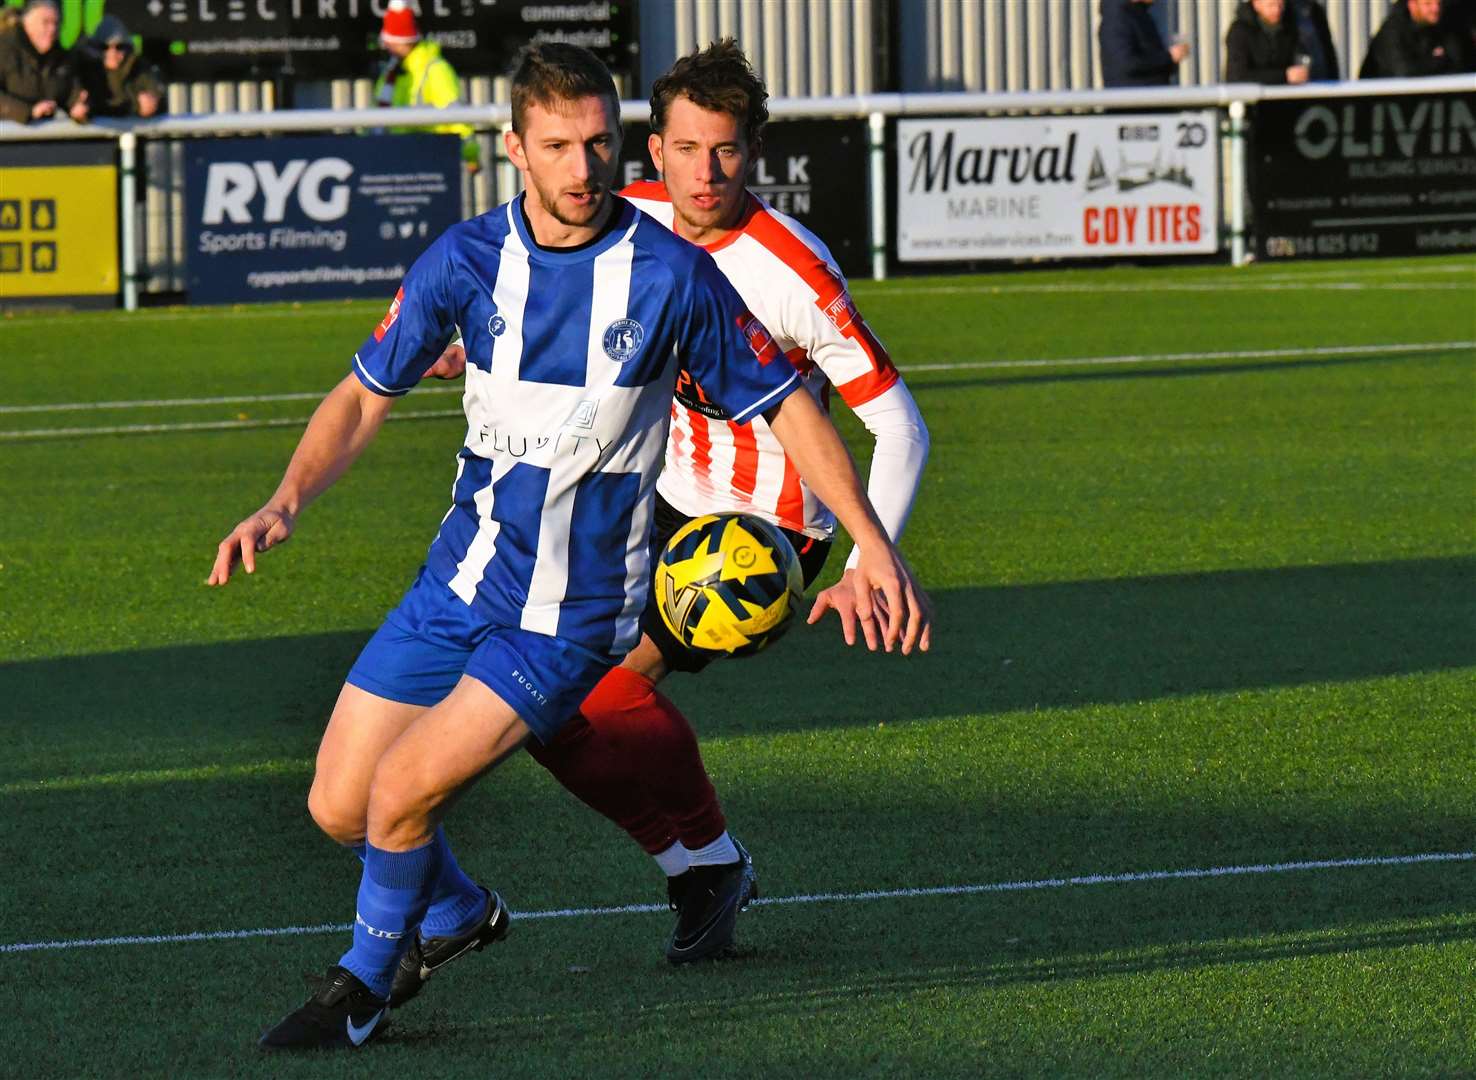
[0,74,1471,310]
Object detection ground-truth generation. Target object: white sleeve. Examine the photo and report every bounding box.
[843,379,929,570]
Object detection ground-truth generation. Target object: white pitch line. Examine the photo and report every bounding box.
[867,281,1472,297]
[5,341,1471,433]
[0,385,461,415]
[3,850,1469,955]
[0,306,376,327]
[0,264,1468,327]
[902,339,1475,373]
[0,409,464,442]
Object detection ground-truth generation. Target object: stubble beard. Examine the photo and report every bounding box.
[533,179,607,229]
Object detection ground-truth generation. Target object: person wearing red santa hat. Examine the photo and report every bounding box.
[374,0,480,173]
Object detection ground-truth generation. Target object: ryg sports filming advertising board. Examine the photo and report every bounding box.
[897,113,1219,262]
[185,133,461,305]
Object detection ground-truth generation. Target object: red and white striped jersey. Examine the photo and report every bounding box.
[623,180,899,539]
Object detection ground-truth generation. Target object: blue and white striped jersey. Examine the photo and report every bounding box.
[352,194,801,656]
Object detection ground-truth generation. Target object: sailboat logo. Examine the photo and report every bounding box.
[1086,149,1111,191]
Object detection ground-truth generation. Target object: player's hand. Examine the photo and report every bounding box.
[810,569,883,650]
[207,506,295,586]
[424,342,466,380]
[808,553,932,655]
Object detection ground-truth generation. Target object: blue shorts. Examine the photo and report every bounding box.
[346,569,616,744]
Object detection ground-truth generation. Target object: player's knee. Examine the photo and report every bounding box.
[364,765,436,849]
[307,779,367,845]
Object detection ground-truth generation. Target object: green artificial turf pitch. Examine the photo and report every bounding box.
[1,255,1474,1077]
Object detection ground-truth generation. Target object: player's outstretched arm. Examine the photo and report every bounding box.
[811,382,931,648]
[207,375,396,586]
[765,389,931,655]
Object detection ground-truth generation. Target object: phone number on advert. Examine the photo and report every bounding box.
[1264,232,1381,258]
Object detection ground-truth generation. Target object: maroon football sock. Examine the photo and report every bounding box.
[527,666,728,855]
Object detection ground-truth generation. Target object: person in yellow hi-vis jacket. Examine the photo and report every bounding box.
[374,0,480,174]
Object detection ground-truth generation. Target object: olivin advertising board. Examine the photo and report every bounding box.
[1252,92,1476,260]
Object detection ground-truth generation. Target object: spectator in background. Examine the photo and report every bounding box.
[374,0,480,173]
[0,0,87,125]
[1361,0,1474,76]
[77,15,163,118]
[1099,0,1190,87]
[1445,0,1476,51]
[1226,0,1310,83]
[1291,0,1341,79]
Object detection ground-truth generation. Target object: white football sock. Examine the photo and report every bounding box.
[653,842,691,877]
[685,831,739,868]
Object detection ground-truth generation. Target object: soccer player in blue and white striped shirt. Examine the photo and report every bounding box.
[208,44,928,1052]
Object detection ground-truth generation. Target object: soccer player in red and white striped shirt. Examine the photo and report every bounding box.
[531,39,930,963]
[434,40,929,964]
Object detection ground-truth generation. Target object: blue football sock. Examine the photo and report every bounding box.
[339,840,441,999]
[350,842,367,864]
[417,827,486,939]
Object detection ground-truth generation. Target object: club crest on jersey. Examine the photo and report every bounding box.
[488,313,507,337]
[602,318,644,362]
[373,287,404,342]
[738,312,781,366]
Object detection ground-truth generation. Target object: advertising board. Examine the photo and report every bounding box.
[1252,92,1476,260]
[0,142,118,309]
[185,133,460,305]
[896,112,1220,262]
[124,0,638,84]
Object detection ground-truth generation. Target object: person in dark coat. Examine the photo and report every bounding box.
[0,0,87,124]
[1361,0,1474,77]
[1226,0,1310,83]
[1099,0,1190,87]
[76,15,164,118]
[1290,0,1341,79]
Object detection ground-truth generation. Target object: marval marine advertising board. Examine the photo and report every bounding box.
[897,112,1220,262]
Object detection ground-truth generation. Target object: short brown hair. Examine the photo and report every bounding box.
[650,38,769,143]
[510,43,619,135]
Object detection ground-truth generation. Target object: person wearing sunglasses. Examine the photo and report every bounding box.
[78,13,163,119]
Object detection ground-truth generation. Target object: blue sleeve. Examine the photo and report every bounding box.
[677,252,800,425]
[351,232,460,397]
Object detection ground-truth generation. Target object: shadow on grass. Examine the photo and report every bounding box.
[459,915,1476,1039]
[688,553,1476,736]
[4,555,1472,756]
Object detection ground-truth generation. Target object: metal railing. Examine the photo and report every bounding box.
[2,73,1471,309]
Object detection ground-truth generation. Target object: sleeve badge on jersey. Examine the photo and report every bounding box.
[823,291,859,332]
[737,312,782,366]
[374,287,405,342]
